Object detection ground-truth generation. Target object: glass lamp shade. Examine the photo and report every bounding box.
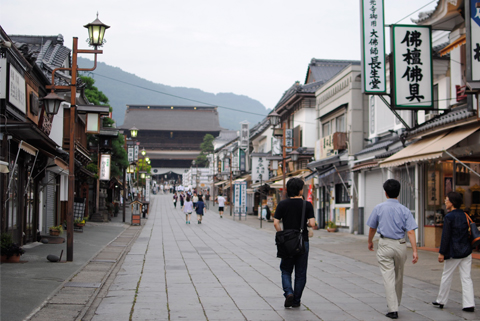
[130,126,138,138]
[141,148,146,156]
[268,110,281,126]
[86,113,100,133]
[273,127,284,137]
[84,15,110,47]
[127,164,135,173]
[145,157,150,162]
[41,92,65,115]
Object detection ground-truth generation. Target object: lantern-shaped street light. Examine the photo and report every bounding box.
[145,157,150,163]
[268,110,281,127]
[130,126,138,138]
[290,150,300,162]
[41,92,65,115]
[141,148,146,156]
[84,13,110,48]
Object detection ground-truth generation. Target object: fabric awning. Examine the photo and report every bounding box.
[19,140,38,156]
[440,35,466,57]
[0,161,9,173]
[352,161,379,172]
[214,180,227,186]
[380,124,480,168]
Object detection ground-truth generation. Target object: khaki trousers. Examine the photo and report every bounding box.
[377,237,407,312]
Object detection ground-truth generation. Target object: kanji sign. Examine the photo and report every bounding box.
[234,181,247,215]
[392,25,433,109]
[251,156,266,183]
[239,121,249,150]
[361,0,386,94]
[285,129,293,152]
[99,154,111,181]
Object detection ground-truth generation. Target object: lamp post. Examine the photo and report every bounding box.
[268,111,287,199]
[43,15,109,262]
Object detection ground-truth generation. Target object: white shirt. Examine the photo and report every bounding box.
[217,196,226,207]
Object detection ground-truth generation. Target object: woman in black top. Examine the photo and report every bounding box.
[433,192,475,312]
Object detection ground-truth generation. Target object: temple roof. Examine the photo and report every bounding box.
[122,105,222,132]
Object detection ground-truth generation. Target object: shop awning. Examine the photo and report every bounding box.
[380,124,480,168]
[352,161,379,172]
[440,35,466,57]
[47,158,69,175]
[214,180,228,186]
[0,161,9,173]
[269,171,310,189]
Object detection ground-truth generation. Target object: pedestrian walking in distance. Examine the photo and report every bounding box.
[173,192,178,208]
[217,194,226,218]
[432,191,475,312]
[195,195,206,224]
[183,195,193,224]
[367,179,418,319]
[273,178,315,308]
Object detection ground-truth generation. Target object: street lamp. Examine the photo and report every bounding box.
[130,126,138,138]
[44,15,110,262]
[268,111,287,199]
[290,150,300,162]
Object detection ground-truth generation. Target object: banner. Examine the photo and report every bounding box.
[467,0,480,81]
[361,0,386,93]
[392,25,433,109]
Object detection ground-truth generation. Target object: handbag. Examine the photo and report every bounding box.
[465,212,480,249]
[275,200,306,259]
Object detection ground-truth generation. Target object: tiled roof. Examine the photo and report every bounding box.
[355,138,399,156]
[122,105,222,132]
[305,59,360,85]
[408,106,475,137]
[375,146,404,159]
[10,34,71,86]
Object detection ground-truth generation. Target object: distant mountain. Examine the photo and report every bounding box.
[77,57,269,130]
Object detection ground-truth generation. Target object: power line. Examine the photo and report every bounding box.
[82,71,269,117]
[393,0,437,25]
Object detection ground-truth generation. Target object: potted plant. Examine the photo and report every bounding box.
[74,219,86,227]
[326,221,337,232]
[49,225,64,236]
[1,233,25,263]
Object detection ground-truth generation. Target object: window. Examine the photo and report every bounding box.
[335,183,350,204]
[336,114,346,132]
[322,122,331,137]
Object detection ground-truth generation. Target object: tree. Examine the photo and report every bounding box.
[196,134,215,167]
[80,75,128,178]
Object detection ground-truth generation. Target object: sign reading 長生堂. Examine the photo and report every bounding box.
[361,0,386,94]
[392,25,433,109]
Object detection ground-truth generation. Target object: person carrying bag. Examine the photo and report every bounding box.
[273,178,315,309]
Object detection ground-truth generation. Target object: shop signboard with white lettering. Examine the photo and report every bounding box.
[145,177,150,202]
[392,25,433,109]
[128,146,134,162]
[319,134,338,160]
[9,65,26,113]
[361,0,386,94]
[100,154,111,181]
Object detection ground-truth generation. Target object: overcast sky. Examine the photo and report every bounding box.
[1,0,438,109]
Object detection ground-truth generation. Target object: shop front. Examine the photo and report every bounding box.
[380,123,480,248]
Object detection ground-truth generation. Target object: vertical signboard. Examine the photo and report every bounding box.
[9,65,26,113]
[251,156,266,183]
[272,137,282,155]
[239,121,249,150]
[145,177,151,202]
[99,154,111,181]
[128,146,134,162]
[467,0,480,81]
[392,25,433,109]
[234,181,247,215]
[361,0,386,93]
[0,58,6,99]
[239,149,246,172]
[285,129,293,152]
[134,144,139,161]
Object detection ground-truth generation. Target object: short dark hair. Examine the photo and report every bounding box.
[198,195,203,202]
[186,195,191,202]
[447,191,463,209]
[383,179,401,198]
[287,178,304,198]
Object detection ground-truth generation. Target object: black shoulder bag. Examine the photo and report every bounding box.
[275,200,306,259]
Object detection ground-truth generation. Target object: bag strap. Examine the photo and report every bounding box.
[465,212,472,234]
[300,200,306,233]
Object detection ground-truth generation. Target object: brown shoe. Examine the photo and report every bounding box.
[284,294,294,307]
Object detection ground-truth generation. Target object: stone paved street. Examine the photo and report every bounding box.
[86,194,480,321]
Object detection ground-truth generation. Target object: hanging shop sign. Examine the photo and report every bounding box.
[239,121,249,150]
[285,129,293,152]
[128,146,134,162]
[134,144,139,161]
[99,154,111,181]
[361,0,386,94]
[145,177,151,202]
[467,0,480,81]
[239,149,246,172]
[251,156,266,183]
[391,25,433,109]
[8,64,26,113]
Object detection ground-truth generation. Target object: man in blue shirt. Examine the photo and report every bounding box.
[367,179,418,319]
